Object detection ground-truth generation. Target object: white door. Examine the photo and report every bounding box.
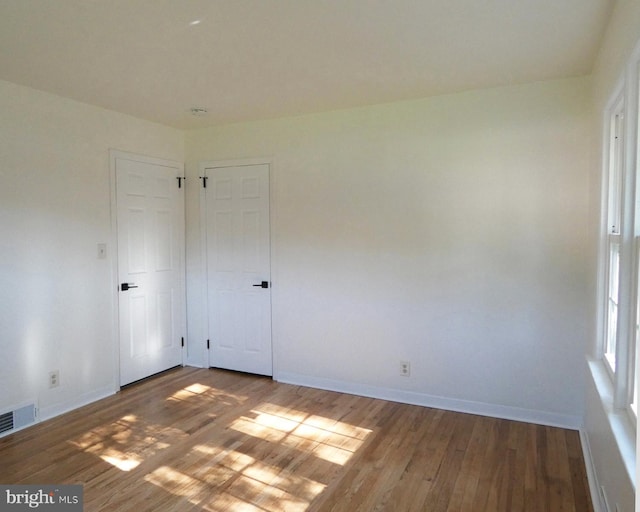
[204,163,272,375]
[115,153,185,386]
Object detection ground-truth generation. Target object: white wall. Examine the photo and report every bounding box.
[186,77,591,427]
[0,80,184,420]
[583,1,640,510]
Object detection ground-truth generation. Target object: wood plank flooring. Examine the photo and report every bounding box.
[0,368,593,511]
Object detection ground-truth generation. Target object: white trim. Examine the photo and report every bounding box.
[624,38,640,512]
[108,150,120,393]
[276,371,582,429]
[184,362,206,369]
[614,59,640,408]
[198,161,210,367]
[597,80,625,362]
[37,386,116,423]
[580,428,604,512]
[588,359,637,489]
[628,238,640,426]
[0,387,115,440]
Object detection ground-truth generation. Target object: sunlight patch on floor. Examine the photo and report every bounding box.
[146,444,328,512]
[257,402,372,441]
[225,474,312,512]
[201,492,266,512]
[145,465,208,504]
[69,414,139,450]
[229,404,372,466]
[69,413,182,472]
[67,382,374,510]
[100,452,142,471]
[184,383,212,394]
[241,459,327,501]
[167,382,248,406]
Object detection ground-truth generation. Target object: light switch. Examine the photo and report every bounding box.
[97,243,107,259]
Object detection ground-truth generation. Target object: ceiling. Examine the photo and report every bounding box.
[0,0,614,129]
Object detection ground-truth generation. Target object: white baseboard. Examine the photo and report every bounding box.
[184,361,206,369]
[580,428,604,512]
[38,386,116,423]
[275,371,582,429]
[280,371,610,510]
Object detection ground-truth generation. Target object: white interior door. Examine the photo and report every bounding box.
[204,163,272,376]
[115,153,185,386]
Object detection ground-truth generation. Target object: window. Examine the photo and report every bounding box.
[598,68,640,421]
[603,97,624,374]
[629,68,640,418]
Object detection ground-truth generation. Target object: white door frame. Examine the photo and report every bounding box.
[110,149,187,389]
[198,157,276,375]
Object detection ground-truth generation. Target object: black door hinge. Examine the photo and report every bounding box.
[207,339,210,349]
[200,176,208,188]
[181,337,184,347]
[177,177,185,188]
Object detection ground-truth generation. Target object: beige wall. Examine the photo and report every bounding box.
[0,79,184,418]
[186,76,591,425]
[583,0,640,510]
[592,0,640,112]
[1,73,591,432]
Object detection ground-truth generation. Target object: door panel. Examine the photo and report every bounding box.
[115,155,185,386]
[204,164,272,376]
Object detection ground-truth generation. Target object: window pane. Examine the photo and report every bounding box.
[605,241,620,371]
[630,242,640,417]
[609,107,624,234]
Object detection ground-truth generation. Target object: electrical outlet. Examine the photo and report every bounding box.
[400,361,410,377]
[49,370,60,389]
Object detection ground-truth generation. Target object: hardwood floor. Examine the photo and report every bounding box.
[0,368,593,511]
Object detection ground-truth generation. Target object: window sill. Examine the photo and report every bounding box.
[587,358,636,489]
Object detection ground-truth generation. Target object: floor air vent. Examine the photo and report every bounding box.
[0,404,36,437]
[0,411,13,434]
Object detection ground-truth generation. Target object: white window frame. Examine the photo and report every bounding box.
[627,57,640,423]
[598,39,640,422]
[602,91,625,377]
